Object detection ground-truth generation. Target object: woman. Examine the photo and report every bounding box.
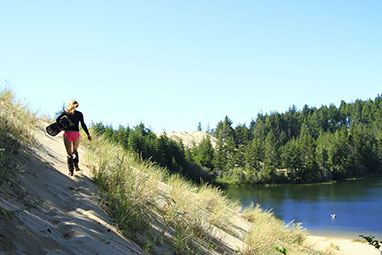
[56,100,92,176]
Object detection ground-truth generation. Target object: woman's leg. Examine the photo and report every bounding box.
[72,137,81,171]
[63,136,73,157]
[72,137,80,153]
[63,136,74,175]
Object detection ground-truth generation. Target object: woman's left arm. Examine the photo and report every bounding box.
[80,113,92,141]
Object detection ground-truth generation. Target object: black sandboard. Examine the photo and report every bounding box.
[46,122,62,136]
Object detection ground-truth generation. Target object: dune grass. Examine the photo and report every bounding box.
[241,203,318,254]
[0,89,37,185]
[84,136,223,253]
[83,130,326,254]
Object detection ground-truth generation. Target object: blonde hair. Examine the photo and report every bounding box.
[65,100,79,115]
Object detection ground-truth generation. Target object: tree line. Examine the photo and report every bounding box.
[208,95,382,184]
[93,95,382,186]
[92,122,214,184]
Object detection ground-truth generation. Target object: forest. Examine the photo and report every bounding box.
[93,95,382,185]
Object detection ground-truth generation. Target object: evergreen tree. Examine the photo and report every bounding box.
[283,105,301,140]
[215,116,237,170]
[193,136,214,170]
[234,124,251,146]
[316,132,332,179]
[213,138,226,177]
[327,127,352,180]
[197,122,202,131]
[281,138,301,176]
[264,130,280,168]
[296,124,317,181]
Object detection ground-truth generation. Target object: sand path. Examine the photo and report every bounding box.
[0,120,145,255]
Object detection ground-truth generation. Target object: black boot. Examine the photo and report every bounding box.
[73,151,80,171]
[67,157,74,176]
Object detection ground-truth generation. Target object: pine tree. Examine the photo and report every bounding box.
[316,131,332,179]
[281,139,301,176]
[197,122,202,131]
[296,124,318,181]
[213,138,227,177]
[264,130,280,168]
[193,136,214,170]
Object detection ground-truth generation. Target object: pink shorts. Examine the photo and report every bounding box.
[64,131,80,142]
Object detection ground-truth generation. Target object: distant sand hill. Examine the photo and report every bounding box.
[156,131,217,148]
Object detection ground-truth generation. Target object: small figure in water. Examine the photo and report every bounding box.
[56,100,91,176]
[331,213,336,219]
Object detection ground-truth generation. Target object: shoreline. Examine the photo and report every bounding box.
[222,176,380,188]
[307,228,382,240]
[306,229,382,255]
[306,234,378,255]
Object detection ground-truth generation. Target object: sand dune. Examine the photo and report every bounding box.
[0,120,145,255]
[157,131,217,148]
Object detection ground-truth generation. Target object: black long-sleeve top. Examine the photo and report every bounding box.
[56,110,90,136]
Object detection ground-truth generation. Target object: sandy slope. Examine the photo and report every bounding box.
[0,120,145,255]
[0,120,377,255]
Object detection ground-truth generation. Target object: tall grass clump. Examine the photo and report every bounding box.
[0,88,37,185]
[241,203,322,255]
[85,133,243,254]
[85,132,326,254]
[85,135,161,238]
[159,175,240,254]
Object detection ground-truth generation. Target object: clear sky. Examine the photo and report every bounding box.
[1,1,381,132]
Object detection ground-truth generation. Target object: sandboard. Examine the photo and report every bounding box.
[46,122,62,136]
[46,114,74,136]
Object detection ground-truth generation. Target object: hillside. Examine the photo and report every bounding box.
[0,91,376,255]
[0,119,145,254]
[156,131,218,148]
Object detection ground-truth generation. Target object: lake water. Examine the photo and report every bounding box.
[224,178,382,239]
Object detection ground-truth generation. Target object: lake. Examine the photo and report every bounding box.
[224,178,382,239]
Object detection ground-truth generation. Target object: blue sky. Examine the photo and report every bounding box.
[1,1,381,132]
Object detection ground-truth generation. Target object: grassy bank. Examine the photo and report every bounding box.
[0,89,37,186]
[83,130,325,254]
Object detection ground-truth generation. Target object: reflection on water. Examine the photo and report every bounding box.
[224,178,382,238]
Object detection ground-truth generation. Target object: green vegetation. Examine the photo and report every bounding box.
[240,203,312,254]
[83,131,323,254]
[92,122,214,184]
[94,95,382,186]
[275,246,287,255]
[84,134,237,254]
[359,235,382,254]
[0,89,36,185]
[210,97,382,185]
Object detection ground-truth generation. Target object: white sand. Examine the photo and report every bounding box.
[307,235,378,255]
[157,131,217,148]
